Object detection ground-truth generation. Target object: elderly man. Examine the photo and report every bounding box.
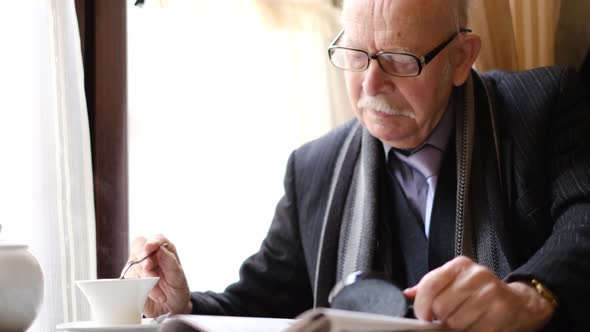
[127,0,590,331]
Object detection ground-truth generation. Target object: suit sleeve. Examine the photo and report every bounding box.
[505,68,590,330]
[189,151,314,318]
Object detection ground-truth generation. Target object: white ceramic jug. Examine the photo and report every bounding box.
[0,224,44,332]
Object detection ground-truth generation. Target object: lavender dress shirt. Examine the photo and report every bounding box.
[383,107,454,237]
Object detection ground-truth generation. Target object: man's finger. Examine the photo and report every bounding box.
[157,246,186,287]
[403,286,417,299]
[129,236,147,260]
[148,283,167,303]
[136,260,161,279]
[413,256,474,321]
[143,234,170,255]
[428,264,492,321]
[443,283,497,331]
[143,256,159,272]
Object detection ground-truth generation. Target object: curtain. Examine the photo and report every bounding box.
[0,0,96,330]
[470,0,561,71]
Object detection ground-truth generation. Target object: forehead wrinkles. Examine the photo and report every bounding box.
[342,0,455,53]
[342,1,422,52]
[342,25,412,52]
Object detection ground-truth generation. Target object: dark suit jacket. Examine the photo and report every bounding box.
[190,67,590,331]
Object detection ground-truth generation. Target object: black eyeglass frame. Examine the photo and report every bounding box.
[328,28,472,77]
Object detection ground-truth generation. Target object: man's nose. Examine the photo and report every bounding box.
[362,59,392,97]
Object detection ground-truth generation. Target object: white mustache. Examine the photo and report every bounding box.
[357,95,416,119]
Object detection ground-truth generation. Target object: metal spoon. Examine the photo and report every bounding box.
[119,243,168,279]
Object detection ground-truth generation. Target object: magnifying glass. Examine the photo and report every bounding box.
[328,271,413,318]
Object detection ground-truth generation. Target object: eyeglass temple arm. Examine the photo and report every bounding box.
[422,28,472,65]
[329,29,345,48]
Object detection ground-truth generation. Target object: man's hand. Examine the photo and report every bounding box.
[125,234,193,317]
[404,256,555,331]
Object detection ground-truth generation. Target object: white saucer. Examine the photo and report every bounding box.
[56,318,158,332]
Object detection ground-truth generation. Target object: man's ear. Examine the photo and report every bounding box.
[451,34,481,86]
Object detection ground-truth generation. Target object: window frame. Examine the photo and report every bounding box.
[75,0,128,278]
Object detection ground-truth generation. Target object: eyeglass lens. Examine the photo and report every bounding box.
[330,48,420,76]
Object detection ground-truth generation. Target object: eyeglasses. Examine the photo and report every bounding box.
[328,28,471,77]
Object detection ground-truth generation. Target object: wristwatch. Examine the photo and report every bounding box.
[531,278,559,308]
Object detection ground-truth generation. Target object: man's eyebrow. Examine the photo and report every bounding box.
[390,46,412,53]
[340,30,414,54]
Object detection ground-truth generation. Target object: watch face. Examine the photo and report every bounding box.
[329,271,408,318]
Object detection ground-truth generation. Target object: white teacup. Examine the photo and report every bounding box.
[76,277,159,326]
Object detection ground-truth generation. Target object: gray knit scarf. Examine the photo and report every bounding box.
[331,73,513,284]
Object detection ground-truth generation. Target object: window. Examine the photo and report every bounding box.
[127,1,350,291]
